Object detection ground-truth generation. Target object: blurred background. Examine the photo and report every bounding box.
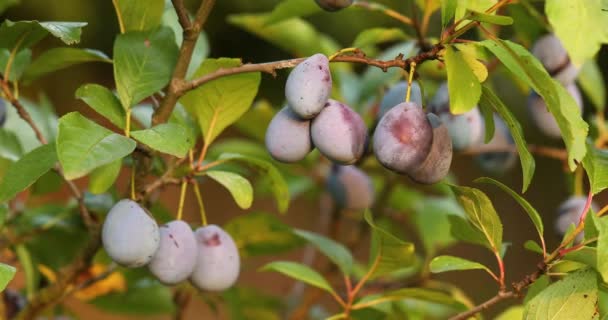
[2,0,608,319]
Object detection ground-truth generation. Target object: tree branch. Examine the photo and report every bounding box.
[448,291,516,320]
[171,0,191,30]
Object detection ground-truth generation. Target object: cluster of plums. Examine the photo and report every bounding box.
[102,199,240,291]
[528,33,584,138]
[555,196,599,243]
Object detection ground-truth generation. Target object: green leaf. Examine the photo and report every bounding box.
[265,0,321,25]
[113,27,178,109]
[113,0,165,32]
[0,263,16,291]
[217,153,289,213]
[480,39,588,170]
[577,59,606,112]
[234,100,275,142]
[524,275,550,304]
[223,286,282,320]
[0,129,23,161]
[293,229,354,276]
[441,0,457,29]
[352,28,408,49]
[15,245,38,299]
[88,159,122,194]
[260,261,335,294]
[56,112,136,180]
[0,0,19,16]
[224,212,303,257]
[496,306,524,320]
[583,141,608,195]
[0,48,31,81]
[592,213,608,282]
[448,215,489,247]
[75,84,126,129]
[444,45,481,114]
[0,20,87,50]
[565,247,597,270]
[180,58,261,145]
[478,100,495,143]
[447,184,502,252]
[524,268,598,320]
[479,86,535,192]
[546,0,608,66]
[0,143,57,202]
[130,123,193,157]
[475,177,543,245]
[429,255,492,274]
[352,287,467,311]
[364,211,416,278]
[23,47,110,82]
[411,196,460,254]
[466,9,513,25]
[206,170,253,210]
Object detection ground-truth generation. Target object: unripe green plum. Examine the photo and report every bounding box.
[102,199,160,268]
[408,113,453,184]
[555,196,599,243]
[475,116,517,174]
[528,83,582,139]
[378,81,422,119]
[314,0,353,11]
[428,83,484,150]
[311,99,368,164]
[285,54,332,119]
[326,165,375,210]
[265,106,312,162]
[0,99,6,126]
[373,102,433,174]
[532,33,579,85]
[190,225,240,292]
[148,220,197,285]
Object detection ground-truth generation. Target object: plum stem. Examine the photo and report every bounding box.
[328,47,358,61]
[405,61,416,103]
[130,166,136,200]
[192,180,207,226]
[177,180,188,220]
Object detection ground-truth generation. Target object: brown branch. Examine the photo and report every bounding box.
[448,291,516,320]
[171,0,191,30]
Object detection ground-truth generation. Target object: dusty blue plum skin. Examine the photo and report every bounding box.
[408,113,452,184]
[314,0,353,11]
[378,81,423,119]
[265,106,312,163]
[428,83,484,150]
[190,225,240,292]
[102,199,160,268]
[555,196,599,243]
[475,115,517,174]
[532,33,579,85]
[326,165,375,210]
[373,102,433,174]
[148,220,198,285]
[311,99,368,164]
[0,99,6,126]
[285,54,332,119]
[527,82,582,139]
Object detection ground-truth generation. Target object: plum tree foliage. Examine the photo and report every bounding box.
[0,0,607,319]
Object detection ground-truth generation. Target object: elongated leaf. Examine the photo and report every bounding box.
[578,59,606,112]
[454,0,496,22]
[466,10,513,25]
[352,287,467,311]
[441,0,457,29]
[180,58,261,145]
[352,28,408,49]
[217,153,289,213]
[293,229,354,276]
[448,215,489,247]
[265,0,321,25]
[23,48,110,82]
[364,211,415,278]
[429,255,491,274]
[15,245,38,299]
[448,185,502,252]
[260,261,335,294]
[224,212,303,257]
[56,112,136,180]
[114,27,178,109]
[0,20,87,50]
[130,123,193,158]
[444,45,481,114]
[0,48,31,81]
[206,171,253,210]
[0,129,23,161]
[113,0,164,32]
[0,143,56,202]
[0,263,16,291]
[475,177,543,245]
[88,159,122,194]
[75,84,126,129]
[591,213,608,282]
[480,39,588,170]
[524,268,598,319]
[583,141,608,195]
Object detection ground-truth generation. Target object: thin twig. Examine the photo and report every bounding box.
[448,291,516,320]
[171,0,192,29]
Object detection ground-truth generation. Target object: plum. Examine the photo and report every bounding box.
[532,33,579,85]
[408,113,453,184]
[311,99,368,164]
[190,225,240,292]
[265,106,313,162]
[285,54,332,119]
[475,115,517,174]
[373,102,433,174]
[102,199,160,268]
[314,0,353,11]
[528,83,582,139]
[148,220,198,285]
[428,83,484,150]
[326,165,375,210]
[378,81,423,119]
[555,196,599,243]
